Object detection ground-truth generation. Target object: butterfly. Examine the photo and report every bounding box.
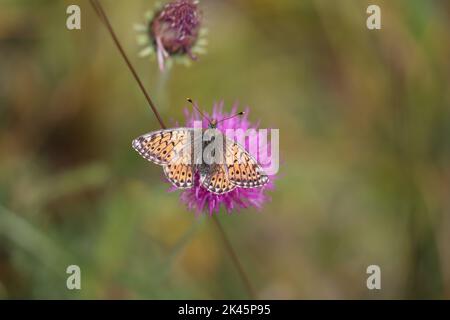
[132,101,269,195]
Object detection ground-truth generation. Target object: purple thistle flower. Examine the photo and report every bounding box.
[168,101,276,216]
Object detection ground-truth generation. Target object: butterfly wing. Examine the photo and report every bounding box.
[200,163,236,194]
[132,128,198,189]
[163,154,195,189]
[132,128,194,165]
[224,137,269,188]
[133,128,269,192]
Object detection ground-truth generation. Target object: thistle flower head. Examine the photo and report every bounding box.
[168,101,276,216]
[151,0,200,55]
[135,0,207,71]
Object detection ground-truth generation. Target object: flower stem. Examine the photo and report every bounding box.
[90,0,166,129]
[212,215,256,299]
[156,67,172,112]
[89,0,255,299]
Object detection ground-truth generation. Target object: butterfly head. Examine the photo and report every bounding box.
[209,119,218,129]
[187,98,244,129]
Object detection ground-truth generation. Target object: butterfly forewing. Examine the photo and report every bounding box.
[132,128,194,165]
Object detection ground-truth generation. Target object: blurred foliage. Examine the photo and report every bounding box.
[0,0,450,299]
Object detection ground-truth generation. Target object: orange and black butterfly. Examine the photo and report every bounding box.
[132,101,269,195]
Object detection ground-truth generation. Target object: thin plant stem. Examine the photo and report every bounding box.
[156,67,172,112]
[89,0,255,299]
[90,0,166,129]
[212,215,256,299]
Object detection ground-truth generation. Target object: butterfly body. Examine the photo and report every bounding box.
[132,120,269,195]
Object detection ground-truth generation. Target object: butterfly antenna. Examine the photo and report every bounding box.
[187,98,211,123]
[216,111,245,124]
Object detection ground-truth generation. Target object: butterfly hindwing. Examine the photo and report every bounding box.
[200,164,236,195]
[163,154,195,189]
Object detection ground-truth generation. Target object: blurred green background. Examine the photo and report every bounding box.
[1,0,449,299]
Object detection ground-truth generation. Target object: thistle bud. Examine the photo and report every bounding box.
[135,0,207,71]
